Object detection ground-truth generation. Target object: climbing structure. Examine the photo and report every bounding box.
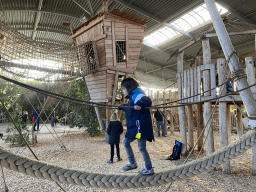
[71,2,146,129]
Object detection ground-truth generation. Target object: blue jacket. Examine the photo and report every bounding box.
[33,108,40,122]
[119,88,154,141]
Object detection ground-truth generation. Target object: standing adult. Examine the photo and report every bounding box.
[154,109,166,137]
[50,116,54,127]
[21,111,28,128]
[33,106,40,131]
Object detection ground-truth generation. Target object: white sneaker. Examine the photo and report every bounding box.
[121,162,137,171]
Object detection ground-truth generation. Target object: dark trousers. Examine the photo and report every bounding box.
[33,120,40,131]
[110,144,120,161]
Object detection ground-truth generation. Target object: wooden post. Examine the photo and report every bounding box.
[245,57,256,93]
[237,103,243,137]
[163,91,167,136]
[177,51,187,156]
[112,21,116,66]
[205,0,256,115]
[169,91,174,134]
[217,57,230,173]
[202,38,214,155]
[111,72,119,105]
[227,105,232,143]
[187,105,194,151]
[245,56,256,175]
[204,3,256,174]
[196,56,204,151]
[125,26,129,67]
[106,107,112,130]
[197,103,203,151]
[95,106,105,130]
[184,71,187,103]
[102,1,108,13]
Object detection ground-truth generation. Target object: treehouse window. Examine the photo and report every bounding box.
[76,41,98,75]
[116,41,126,63]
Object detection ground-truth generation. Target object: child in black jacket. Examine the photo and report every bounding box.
[107,113,123,163]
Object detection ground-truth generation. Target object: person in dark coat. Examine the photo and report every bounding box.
[21,111,28,129]
[33,106,40,131]
[154,109,166,137]
[119,78,155,176]
[50,116,54,127]
[106,113,123,164]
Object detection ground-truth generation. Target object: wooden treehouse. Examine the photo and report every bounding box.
[71,2,146,129]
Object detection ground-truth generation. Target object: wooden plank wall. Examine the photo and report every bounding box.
[84,71,108,102]
[103,16,145,73]
[96,39,106,68]
[106,71,116,102]
[75,22,104,46]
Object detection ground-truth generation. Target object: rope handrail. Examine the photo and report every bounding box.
[0,74,256,110]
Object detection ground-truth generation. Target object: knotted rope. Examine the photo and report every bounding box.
[0,129,255,189]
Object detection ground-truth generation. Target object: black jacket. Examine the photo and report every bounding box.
[154,110,164,121]
[107,121,123,145]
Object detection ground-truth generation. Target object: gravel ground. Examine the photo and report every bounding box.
[0,129,255,192]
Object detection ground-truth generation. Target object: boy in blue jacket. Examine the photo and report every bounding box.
[119,78,154,176]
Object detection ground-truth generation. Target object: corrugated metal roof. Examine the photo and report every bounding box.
[0,0,256,88]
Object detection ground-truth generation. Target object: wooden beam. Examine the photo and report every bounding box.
[205,30,256,38]
[202,38,214,155]
[177,51,187,156]
[111,72,119,105]
[217,57,230,174]
[112,21,117,67]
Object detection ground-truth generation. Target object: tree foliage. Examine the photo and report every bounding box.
[5,113,30,146]
[66,79,101,137]
[0,72,21,110]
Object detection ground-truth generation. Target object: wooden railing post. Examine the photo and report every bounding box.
[177,51,187,156]
[202,38,214,155]
[217,57,230,174]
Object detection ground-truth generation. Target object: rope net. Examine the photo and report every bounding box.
[0,129,255,189]
[0,21,80,82]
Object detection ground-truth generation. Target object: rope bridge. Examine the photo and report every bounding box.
[0,130,254,189]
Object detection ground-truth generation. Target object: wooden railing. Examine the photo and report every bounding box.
[177,63,216,103]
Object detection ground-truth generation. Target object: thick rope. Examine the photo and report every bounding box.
[0,129,255,189]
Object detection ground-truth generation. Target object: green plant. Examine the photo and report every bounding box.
[66,79,101,137]
[5,113,30,146]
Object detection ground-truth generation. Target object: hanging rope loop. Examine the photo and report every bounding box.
[226,50,238,64]
[232,69,247,81]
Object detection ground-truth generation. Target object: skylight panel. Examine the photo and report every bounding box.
[158,27,176,38]
[144,2,228,46]
[216,3,228,14]
[155,31,169,42]
[173,18,192,31]
[190,12,204,24]
[143,35,160,46]
[184,14,199,27]
[197,7,211,21]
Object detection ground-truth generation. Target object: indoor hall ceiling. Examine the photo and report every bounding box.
[1,0,256,89]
